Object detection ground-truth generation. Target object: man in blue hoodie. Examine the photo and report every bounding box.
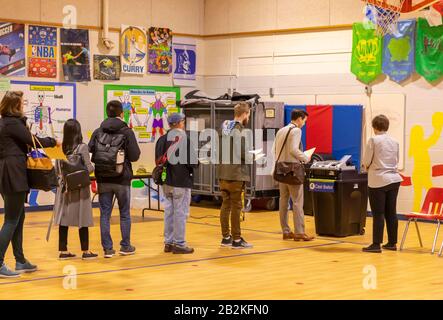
[217,102,253,249]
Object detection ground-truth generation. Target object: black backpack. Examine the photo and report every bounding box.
[59,146,91,192]
[92,131,126,178]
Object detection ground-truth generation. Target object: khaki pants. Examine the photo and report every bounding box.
[219,180,244,240]
[279,183,305,235]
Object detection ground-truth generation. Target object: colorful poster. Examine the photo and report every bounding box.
[416,18,443,82]
[148,27,172,74]
[0,22,25,76]
[173,37,197,87]
[93,55,121,80]
[382,20,416,83]
[351,23,383,84]
[60,28,91,82]
[120,25,147,75]
[28,25,57,78]
[104,85,180,144]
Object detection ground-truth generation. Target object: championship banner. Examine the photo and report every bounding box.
[0,22,25,76]
[93,55,121,80]
[382,20,415,83]
[60,28,91,82]
[121,25,147,75]
[28,25,57,78]
[173,37,197,87]
[416,18,443,82]
[148,27,172,74]
[351,23,383,84]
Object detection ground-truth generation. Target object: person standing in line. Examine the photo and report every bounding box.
[362,115,402,253]
[53,119,97,260]
[89,101,141,258]
[217,102,254,249]
[155,113,199,254]
[273,109,314,242]
[0,91,57,278]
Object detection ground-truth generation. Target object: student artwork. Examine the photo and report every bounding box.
[351,23,383,84]
[93,55,121,80]
[104,85,181,144]
[0,22,25,76]
[0,80,77,211]
[28,25,57,78]
[382,20,415,83]
[60,28,91,82]
[120,25,147,75]
[416,18,443,82]
[148,27,172,74]
[173,38,197,87]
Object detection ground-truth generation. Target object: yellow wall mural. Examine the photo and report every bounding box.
[408,112,443,212]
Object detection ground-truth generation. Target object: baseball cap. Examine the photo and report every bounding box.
[167,113,185,125]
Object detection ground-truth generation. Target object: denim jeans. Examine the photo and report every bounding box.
[162,185,191,247]
[0,192,27,265]
[98,184,131,250]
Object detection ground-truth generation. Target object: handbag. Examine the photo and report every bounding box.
[26,134,58,192]
[60,146,91,192]
[273,126,306,186]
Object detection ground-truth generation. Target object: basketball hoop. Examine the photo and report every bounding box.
[363,0,406,35]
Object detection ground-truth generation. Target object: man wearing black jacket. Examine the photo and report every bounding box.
[89,100,141,258]
[155,113,198,254]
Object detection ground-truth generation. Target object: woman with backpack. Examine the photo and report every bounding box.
[53,119,97,260]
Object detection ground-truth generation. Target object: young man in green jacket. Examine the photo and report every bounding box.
[217,102,253,249]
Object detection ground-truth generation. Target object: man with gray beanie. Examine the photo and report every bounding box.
[155,113,199,254]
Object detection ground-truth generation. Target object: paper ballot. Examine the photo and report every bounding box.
[304,148,316,159]
[249,149,263,155]
[254,153,266,161]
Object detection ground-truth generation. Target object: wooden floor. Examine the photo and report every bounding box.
[1,203,443,300]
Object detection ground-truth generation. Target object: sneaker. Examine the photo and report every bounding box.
[164,244,174,253]
[294,234,315,242]
[382,243,397,251]
[362,244,382,253]
[283,232,295,240]
[104,249,116,259]
[0,263,20,278]
[15,260,37,274]
[119,245,136,256]
[82,252,98,260]
[172,245,194,254]
[232,238,253,249]
[59,252,76,260]
[221,236,233,247]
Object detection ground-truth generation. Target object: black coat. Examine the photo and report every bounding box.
[155,129,199,189]
[0,116,57,194]
[88,118,141,186]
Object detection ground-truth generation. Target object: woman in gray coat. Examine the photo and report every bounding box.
[53,119,97,260]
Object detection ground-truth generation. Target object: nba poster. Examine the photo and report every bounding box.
[148,27,172,74]
[60,28,91,82]
[120,25,147,75]
[93,55,121,80]
[0,22,25,76]
[28,25,57,78]
[173,37,197,87]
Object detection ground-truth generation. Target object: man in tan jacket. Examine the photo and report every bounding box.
[273,109,315,242]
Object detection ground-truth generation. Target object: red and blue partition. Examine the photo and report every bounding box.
[284,105,363,170]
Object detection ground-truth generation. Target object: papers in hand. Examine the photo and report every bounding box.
[254,153,266,161]
[249,149,263,155]
[304,148,316,159]
[198,157,211,165]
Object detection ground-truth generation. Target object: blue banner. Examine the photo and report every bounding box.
[382,20,416,83]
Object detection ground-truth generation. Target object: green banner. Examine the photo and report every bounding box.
[416,18,443,82]
[351,23,383,84]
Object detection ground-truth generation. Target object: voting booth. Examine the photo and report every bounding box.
[309,156,368,237]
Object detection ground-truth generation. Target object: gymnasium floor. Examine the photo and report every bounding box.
[1,204,443,300]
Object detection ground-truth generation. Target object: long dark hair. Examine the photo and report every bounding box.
[62,119,83,155]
